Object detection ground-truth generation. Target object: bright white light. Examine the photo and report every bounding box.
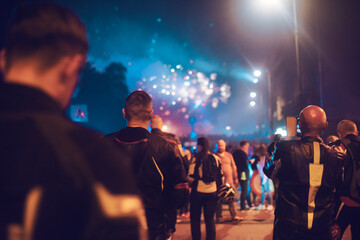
[188,70,193,75]
[210,73,217,80]
[172,101,176,105]
[253,0,282,12]
[250,101,256,107]
[162,75,166,79]
[184,82,190,87]
[153,85,157,89]
[176,64,181,69]
[171,68,175,73]
[253,78,259,84]
[171,91,176,96]
[250,92,257,98]
[275,128,287,137]
[254,70,262,77]
[162,125,168,131]
[166,91,170,95]
[226,126,231,130]
[161,89,166,93]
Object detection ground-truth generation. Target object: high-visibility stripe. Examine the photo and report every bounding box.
[335,202,345,220]
[24,187,43,240]
[307,142,324,229]
[152,157,164,191]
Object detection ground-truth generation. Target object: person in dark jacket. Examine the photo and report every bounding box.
[0,3,144,240]
[264,105,343,240]
[106,90,189,240]
[233,140,251,210]
[335,120,360,239]
[150,114,188,238]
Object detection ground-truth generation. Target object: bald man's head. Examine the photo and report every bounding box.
[299,105,328,136]
[151,115,163,130]
[337,120,358,139]
[217,139,226,153]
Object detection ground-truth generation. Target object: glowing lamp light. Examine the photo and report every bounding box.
[250,92,257,98]
[275,128,288,137]
[250,101,256,107]
[188,70,193,75]
[176,64,181,69]
[253,70,262,77]
[253,78,259,84]
[171,68,175,73]
[190,131,197,140]
[184,82,190,87]
[162,125,168,131]
[253,0,282,12]
[172,101,176,105]
[226,126,231,130]
[153,85,157,89]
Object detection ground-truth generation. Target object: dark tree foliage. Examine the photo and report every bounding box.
[69,62,129,134]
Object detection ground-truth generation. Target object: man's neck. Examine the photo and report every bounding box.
[127,120,150,130]
[239,147,248,155]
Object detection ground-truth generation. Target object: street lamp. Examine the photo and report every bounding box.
[254,0,301,91]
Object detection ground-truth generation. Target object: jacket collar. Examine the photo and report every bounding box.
[301,136,323,143]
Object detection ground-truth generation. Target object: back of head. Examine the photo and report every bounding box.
[124,90,152,121]
[151,114,163,130]
[3,3,88,73]
[337,120,358,138]
[299,105,327,136]
[217,139,226,153]
[196,137,210,158]
[255,144,267,157]
[239,140,249,147]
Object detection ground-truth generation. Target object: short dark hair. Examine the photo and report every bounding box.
[4,3,88,72]
[124,90,152,121]
[337,120,357,136]
[197,137,210,153]
[239,140,249,147]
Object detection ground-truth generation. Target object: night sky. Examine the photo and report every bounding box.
[1,0,359,137]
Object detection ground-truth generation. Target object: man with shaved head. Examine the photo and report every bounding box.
[106,91,188,240]
[335,120,360,239]
[215,139,241,222]
[264,105,343,240]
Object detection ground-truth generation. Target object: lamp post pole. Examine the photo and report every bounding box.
[292,0,301,92]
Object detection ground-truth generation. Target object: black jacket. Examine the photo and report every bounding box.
[107,127,188,209]
[233,149,249,180]
[338,134,360,199]
[0,83,140,240]
[264,136,342,231]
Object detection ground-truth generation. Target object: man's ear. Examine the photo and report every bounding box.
[59,54,85,83]
[337,131,342,139]
[0,49,7,75]
[122,108,126,119]
[149,109,153,120]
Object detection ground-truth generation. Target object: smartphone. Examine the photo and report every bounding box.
[286,117,298,137]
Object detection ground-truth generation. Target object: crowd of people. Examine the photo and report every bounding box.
[1,3,359,240]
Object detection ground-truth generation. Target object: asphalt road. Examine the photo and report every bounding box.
[173,205,352,240]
